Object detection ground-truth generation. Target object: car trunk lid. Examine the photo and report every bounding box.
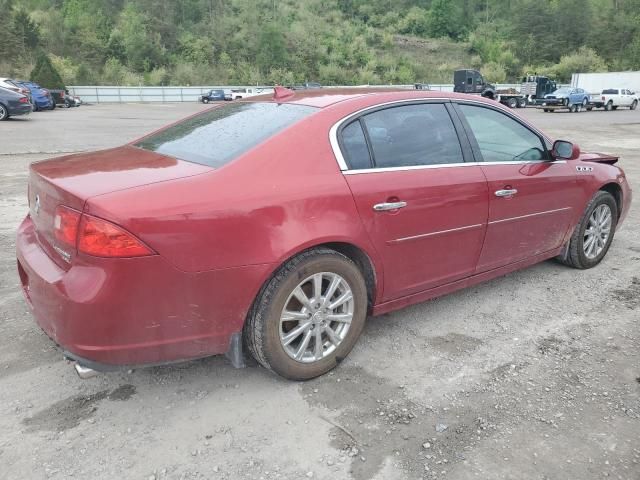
[28,146,212,267]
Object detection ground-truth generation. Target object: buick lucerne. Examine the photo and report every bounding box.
[16,88,632,380]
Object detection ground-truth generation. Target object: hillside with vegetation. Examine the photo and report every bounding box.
[1,0,639,87]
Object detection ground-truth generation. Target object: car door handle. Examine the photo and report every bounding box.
[495,189,518,197]
[373,201,407,211]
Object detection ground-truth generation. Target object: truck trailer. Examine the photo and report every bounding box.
[571,71,640,95]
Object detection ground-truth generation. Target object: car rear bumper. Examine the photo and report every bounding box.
[9,104,32,116]
[16,215,273,368]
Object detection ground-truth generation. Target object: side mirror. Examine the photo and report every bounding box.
[552,140,580,160]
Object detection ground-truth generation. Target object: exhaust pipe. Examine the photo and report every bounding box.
[74,363,99,379]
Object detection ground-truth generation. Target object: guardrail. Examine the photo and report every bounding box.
[68,84,525,103]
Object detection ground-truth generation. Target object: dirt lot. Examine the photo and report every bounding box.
[1,103,638,480]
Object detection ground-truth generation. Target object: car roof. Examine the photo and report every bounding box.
[244,88,497,109]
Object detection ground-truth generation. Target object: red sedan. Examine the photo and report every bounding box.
[16,88,632,380]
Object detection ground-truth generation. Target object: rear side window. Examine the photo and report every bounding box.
[340,120,372,169]
[135,102,317,167]
[359,103,463,168]
[602,89,618,94]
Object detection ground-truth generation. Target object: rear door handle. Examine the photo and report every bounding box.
[373,201,407,211]
[494,189,518,197]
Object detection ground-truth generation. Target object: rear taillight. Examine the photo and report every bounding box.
[54,206,81,246]
[18,97,29,103]
[53,206,153,258]
[78,214,153,257]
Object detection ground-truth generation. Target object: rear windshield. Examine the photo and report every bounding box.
[135,102,317,167]
[602,89,618,94]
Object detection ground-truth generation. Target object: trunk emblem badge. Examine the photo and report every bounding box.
[34,194,40,214]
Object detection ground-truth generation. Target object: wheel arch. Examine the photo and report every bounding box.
[599,182,623,219]
[253,240,381,319]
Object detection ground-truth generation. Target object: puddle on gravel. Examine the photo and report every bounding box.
[427,333,483,356]
[22,384,136,432]
[612,277,640,308]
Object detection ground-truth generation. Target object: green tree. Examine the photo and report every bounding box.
[256,24,287,74]
[428,0,466,40]
[0,0,20,61]
[31,51,66,89]
[12,9,40,53]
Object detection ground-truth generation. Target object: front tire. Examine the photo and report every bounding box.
[0,103,8,120]
[558,191,618,269]
[202,98,209,104]
[605,101,613,111]
[631,100,638,110]
[244,248,368,380]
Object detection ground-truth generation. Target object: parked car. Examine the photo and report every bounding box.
[199,89,226,103]
[541,87,590,111]
[15,81,54,111]
[597,88,638,111]
[17,88,632,380]
[0,86,32,120]
[0,77,30,96]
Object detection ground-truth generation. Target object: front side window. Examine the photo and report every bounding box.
[135,102,317,167]
[357,103,463,168]
[458,104,548,162]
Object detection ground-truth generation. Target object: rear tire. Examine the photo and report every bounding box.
[0,103,8,120]
[507,97,518,109]
[570,104,578,113]
[557,191,618,269]
[203,98,209,104]
[244,248,368,380]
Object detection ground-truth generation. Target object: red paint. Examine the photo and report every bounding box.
[16,90,632,369]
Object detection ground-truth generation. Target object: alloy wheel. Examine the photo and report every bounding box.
[583,204,612,259]
[279,272,354,363]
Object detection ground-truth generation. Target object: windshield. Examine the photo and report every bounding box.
[552,87,571,95]
[135,102,317,168]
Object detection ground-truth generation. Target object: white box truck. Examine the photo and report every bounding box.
[571,71,640,94]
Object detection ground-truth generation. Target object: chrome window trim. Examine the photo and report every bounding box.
[342,159,566,175]
[329,97,554,173]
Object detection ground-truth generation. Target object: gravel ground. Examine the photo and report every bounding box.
[0,103,638,480]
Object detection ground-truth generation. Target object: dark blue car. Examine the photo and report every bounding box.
[199,89,226,103]
[15,81,54,111]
